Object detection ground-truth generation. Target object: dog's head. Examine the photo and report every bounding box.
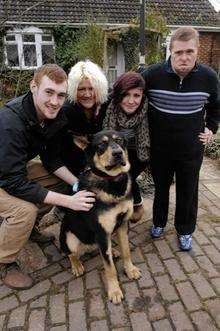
[85,130,130,177]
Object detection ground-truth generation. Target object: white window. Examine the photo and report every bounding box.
[4,27,55,69]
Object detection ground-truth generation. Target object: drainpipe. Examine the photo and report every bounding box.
[139,0,145,69]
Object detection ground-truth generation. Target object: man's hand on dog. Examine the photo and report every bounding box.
[68,190,95,211]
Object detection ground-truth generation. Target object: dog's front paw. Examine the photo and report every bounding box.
[108,286,124,304]
[125,264,141,280]
[71,260,84,277]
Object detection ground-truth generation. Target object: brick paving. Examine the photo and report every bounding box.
[0,157,220,331]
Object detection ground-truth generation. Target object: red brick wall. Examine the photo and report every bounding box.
[198,32,220,73]
[198,32,213,65]
[211,34,220,73]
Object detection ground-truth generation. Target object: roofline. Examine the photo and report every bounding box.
[4,21,131,29]
[4,21,220,32]
[168,24,220,32]
[4,20,158,32]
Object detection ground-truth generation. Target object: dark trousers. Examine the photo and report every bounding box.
[128,150,148,205]
[151,151,204,235]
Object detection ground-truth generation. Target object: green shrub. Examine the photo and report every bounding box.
[0,69,33,100]
[75,23,105,67]
[53,25,80,72]
[53,22,105,72]
[205,138,220,159]
[120,9,169,70]
[0,99,5,108]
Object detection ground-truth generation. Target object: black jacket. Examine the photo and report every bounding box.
[58,100,107,175]
[62,100,106,135]
[142,59,220,156]
[0,92,67,204]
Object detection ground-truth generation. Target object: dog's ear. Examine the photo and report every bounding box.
[119,129,132,140]
[73,135,90,150]
[116,130,129,148]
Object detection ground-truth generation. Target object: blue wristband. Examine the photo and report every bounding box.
[72,181,79,193]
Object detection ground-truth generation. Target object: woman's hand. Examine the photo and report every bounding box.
[198,127,213,145]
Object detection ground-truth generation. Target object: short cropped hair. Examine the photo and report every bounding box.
[111,71,145,106]
[170,27,199,49]
[33,64,67,85]
[68,60,108,104]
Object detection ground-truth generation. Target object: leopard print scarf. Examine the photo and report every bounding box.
[103,100,150,161]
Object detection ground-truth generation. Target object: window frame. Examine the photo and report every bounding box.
[4,26,55,70]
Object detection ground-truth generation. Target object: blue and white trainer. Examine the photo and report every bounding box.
[151,225,164,238]
[179,234,192,251]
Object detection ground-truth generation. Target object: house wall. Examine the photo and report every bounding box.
[198,32,220,74]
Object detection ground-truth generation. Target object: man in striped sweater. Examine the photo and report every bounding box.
[142,27,220,251]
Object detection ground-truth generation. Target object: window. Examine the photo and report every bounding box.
[4,27,55,69]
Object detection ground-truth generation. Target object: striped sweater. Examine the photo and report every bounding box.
[142,59,220,155]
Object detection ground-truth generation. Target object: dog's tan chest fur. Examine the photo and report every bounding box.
[98,200,133,234]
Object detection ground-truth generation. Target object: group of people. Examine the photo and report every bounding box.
[0,27,219,290]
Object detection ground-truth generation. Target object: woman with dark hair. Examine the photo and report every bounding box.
[103,72,150,223]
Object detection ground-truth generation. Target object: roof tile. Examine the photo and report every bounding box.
[0,0,219,27]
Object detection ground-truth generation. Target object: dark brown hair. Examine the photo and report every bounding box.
[33,64,67,85]
[170,27,199,49]
[111,71,145,106]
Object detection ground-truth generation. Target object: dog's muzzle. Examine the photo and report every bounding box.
[105,149,126,170]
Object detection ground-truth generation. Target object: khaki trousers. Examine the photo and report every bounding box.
[0,160,65,264]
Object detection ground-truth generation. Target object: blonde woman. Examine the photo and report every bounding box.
[59,60,108,176]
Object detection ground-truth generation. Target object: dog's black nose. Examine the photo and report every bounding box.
[112,149,123,158]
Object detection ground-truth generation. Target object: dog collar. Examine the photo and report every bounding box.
[91,167,124,181]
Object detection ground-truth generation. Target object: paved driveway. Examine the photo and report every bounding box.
[0,157,220,330]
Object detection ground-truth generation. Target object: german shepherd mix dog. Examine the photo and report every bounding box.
[60,129,141,304]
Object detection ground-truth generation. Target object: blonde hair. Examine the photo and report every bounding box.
[68,60,108,104]
[170,27,199,50]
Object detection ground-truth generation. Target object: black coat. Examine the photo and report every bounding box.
[59,100,107,175]
[0,92,67,204]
